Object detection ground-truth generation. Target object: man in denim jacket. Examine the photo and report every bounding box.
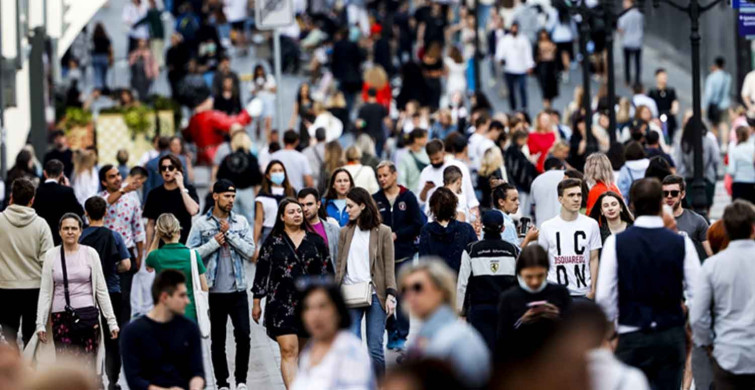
[186,179,255,390]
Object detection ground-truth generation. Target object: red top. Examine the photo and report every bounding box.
[185,109,251,165]
[527,131,556,173]
[586,181,621,216]
[362,83,392,110]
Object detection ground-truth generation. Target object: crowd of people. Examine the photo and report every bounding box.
[1,0,755,389]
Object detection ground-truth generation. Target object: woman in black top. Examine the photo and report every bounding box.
[496,245,571,364]
[212,76,242,114]
[420,42,445,110]
[290,83,315,148]
[251,198,333,388]
[91,23,112,92]
[588,191,634,244]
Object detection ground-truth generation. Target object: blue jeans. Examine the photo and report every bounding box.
[504,72,528,111]
[349,294,386,377]
[92,54,109,90]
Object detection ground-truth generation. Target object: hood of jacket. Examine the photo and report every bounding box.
[1,205,40,228]
[426,220,464,240]
[624,158,650,175]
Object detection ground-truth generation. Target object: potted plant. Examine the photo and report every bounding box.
[123,105,153,140]
[62,107,94,149]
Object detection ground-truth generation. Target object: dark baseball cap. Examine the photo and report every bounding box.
[481,210,504,229]
[213,179,236,194]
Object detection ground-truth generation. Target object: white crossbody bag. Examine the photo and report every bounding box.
[190,250,211,338]
[341,282,373,308]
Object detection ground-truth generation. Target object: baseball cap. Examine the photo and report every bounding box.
[481,210,504,229]
[213,179,236,194]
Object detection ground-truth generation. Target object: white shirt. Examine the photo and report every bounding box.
[256,187,285,228]
[343,228,371,285]
[538,213,602,296]
[469,135,496,171]
[632,93,659,118]
[530,170,565,228]
[495,34,535,75]
[72,168,100,207]
[122,1,150,39]
[343,164,379,195]
[270,149,312,191]
[588,349,650,390]
[291,331,374,390]
[741,70,755,113]
[596,216,701,334]
[416,157,479,209]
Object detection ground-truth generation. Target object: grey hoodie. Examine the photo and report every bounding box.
[0,205,53,289]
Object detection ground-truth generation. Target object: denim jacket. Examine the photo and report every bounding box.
[186,210,256,291]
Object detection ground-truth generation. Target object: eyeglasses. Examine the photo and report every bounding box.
[160,165,176,172]
[663,190,680,198]
[401,282,424,295]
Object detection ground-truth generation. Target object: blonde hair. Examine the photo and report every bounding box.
[363,66,388,90]
[156,213,182,241]
[616,98,631,123]
[398,258,457,309]
[549,140,570,156]
[231,131,252,153]
[479,147,504,177]
[583,153,615,187]
[326,92,346,109]
[345,145,363,162]
[73,149,97,175]
[354,133,376,157]
[324,140,344,173]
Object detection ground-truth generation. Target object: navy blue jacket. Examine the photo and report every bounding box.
[418,219,478,273]
[373,186,423,261]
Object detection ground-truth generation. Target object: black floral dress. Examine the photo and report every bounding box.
[252,231,334,339]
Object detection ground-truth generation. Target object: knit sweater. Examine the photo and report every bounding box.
[0,205,54,289]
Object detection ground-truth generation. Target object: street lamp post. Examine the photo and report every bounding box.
[473,0,482,96]
[603,0,618,144]
[576,0,598,152]
[650,0,725,213]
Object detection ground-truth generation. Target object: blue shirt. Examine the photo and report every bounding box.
[499,210,522,249]
[703,70,732,110]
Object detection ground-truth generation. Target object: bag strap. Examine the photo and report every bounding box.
[189,249,201,292]
[60,246,73,310]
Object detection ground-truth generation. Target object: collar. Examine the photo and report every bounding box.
[205,209,236,223]
[44,179,58,184]
[633,215,664,228]
[419,305,456,338]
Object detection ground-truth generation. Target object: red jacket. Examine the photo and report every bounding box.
[362,83,392,110]
[185,110,251,165]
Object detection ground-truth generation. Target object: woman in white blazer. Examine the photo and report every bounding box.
[25,213,118,372]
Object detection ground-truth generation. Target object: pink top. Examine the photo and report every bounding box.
[52,246,94,313]
[311,222,329,246]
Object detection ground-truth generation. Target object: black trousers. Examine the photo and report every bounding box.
[0,288,39,347]
[209,292,251,387]
[468,304,498,353]
[616,326,686,390]
[624,48,642,86]
[102,292,123,389]
[714,359,755,390]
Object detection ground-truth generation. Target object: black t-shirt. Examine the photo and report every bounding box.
[648,87,677,113]
[120,315,204,390]
[43,148,74,179]
[143,185,200,244]
[358,103,388,141]
[92,35,111,55]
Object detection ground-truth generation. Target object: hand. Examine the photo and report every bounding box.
[252,304,262,323]
[111,329,119,339]
[123,179,140,193]
[174,171,185,189]
[60,175,71,187]
[386,295,397,317]
[423,181,436,191]
[38,331,47,343]
[586,290,595,300]
[392,233,397,241]
[250,248,259,263]
[219,220,230,233]
[214,232,226,246]
[524,226,539,242]
[489,177,506,189]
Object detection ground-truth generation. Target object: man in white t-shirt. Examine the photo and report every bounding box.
[538,178,602,299]
[530,158,566,228]
[416,139,479,218]
[270,130,313,191]
[424,165,468,222]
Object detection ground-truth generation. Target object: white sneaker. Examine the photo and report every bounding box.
[236,384,248,390]
[219,387,230,390]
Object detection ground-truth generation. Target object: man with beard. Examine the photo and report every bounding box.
[187,179,255,390]
[661,175,712,261]
[297,188,339,269]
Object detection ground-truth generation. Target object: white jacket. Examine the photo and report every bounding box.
[24,245,118,374]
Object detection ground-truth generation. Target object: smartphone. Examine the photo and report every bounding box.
[519,217,531,237]
[527,300,548,308]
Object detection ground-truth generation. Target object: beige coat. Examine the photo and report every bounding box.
[336,224,396,310]
[23,245,118,374]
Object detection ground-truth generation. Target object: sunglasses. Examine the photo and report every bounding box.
[663,190,680,198]
[160,165,176,172]
[401,282,425,295]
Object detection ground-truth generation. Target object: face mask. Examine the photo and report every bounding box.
[256,77,265,86]
[431,161,444,169]
[518,275,547,294]
[270,172,286,185]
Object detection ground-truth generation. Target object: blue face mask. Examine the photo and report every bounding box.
[270,172,286,185]
[518,275,547,294]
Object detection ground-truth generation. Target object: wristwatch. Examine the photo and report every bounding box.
[182,188,189,194]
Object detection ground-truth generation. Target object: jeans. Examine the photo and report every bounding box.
[102,292,123,389]
[386,260,411,343]
[349,294,386,377]
[468,304,498,353]
[0,288,39,347]
[623,47,642,86]
[615,326,686,390]
[209,292,251,387]
[504,72,528,111]
[92,54,109,90]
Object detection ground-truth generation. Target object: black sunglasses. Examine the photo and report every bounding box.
[401,282,424,295]
[663,190,680,198]
[160,165,176,172]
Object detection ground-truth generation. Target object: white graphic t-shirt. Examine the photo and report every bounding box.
[538,214,602,296]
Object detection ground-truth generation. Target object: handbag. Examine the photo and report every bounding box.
[190,249,211,338]
[60,246,99,334]
[341,282,373,308]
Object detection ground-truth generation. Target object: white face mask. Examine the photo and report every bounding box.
[518,275,547,294]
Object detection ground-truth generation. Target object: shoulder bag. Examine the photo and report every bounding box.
[60,246,100,334]
[340,229,374,308]
[190,249,211,338]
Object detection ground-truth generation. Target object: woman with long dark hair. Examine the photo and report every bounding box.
[335,188,396,378]
[290,82,316,148]
[675,119,721,215]
[254,160,296,261]
[535,30,559,108]
[323,168,354,227]
[252,199,333,388]
[91,23,113,92]
[588,191,634,244]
